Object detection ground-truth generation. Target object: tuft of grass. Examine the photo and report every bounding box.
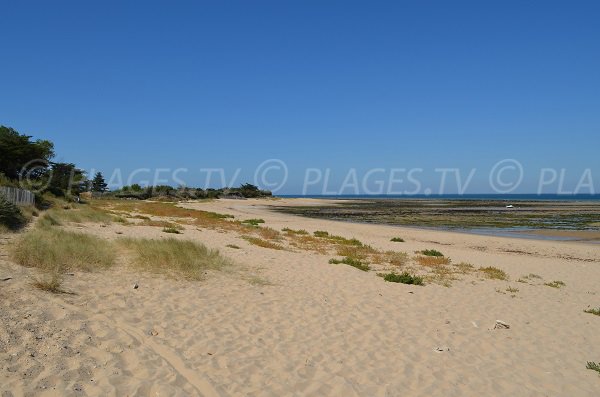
[242,218,265,227]
[32,271,64,293]
[258,227,282,240]
[282,228,309,235]
[586,361,600,375]
[584,307,600,316]
[545,280,566,289]
[383,251,409,266]
[420,249,444,257]
[382,272,423,285]
[313,230,329,237]
[390,237,405,242]
[119,237,230,280]
[12,228,115,272]
[163,227,181,234]
[329,257,370,271]
[479,266,509,281]
[46,205,115,225]
[506,286,519,293]
[453,262,475,274]
[242,236,285,250]
[226,244,240,249]
[416,255,451,266]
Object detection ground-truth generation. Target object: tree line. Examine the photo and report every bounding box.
[0,125,271,200]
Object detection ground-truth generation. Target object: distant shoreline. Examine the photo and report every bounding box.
[277,194,600,201]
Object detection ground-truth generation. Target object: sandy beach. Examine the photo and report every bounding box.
[1,198,600,396]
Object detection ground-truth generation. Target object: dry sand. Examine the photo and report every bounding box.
[1,198,600,396]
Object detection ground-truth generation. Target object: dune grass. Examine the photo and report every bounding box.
[545,280,566,288]
[12,227,115,272]
[584,307,600,316]
[282,228,309,235]
[242,236,285,250]
[420,249,444,257]
[119,237,231,280]
[586,361,600,375]
[479,266,509,281]
[329,257,370,271]
[382,272,423,285]
[32,271,64,293]
[242,218,265,226]
[163,227,181,234]
[416,255,451,266]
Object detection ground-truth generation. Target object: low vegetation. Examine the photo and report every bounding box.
[0,195,27,230]
[163,227,181,234]
[119,237,230,280]
[282,228,309,235]
[12,227,115,272]
[329,257,370,271]
[586,361,600,375]
[32,271,64,294]
[416,255,451,266]
[420,249,444,257]
[390,237,405,242]
[479,266,509,281]
[506,286,519,293]
[242,236,285,250]
[242,218,265,227]
[545,280,566,289]
[584,307,600,316]
[382,272,424,285]
[226,244,240,249]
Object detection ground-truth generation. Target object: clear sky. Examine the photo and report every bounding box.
[1,1,599,194]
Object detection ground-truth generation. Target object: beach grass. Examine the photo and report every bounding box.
[119,237,230,280]
[329,257,370,271]
[382,272,423,285]
[12,227,115,272]
[479,266,509,281]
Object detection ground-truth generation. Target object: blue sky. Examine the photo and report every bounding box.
[1,1,599,194]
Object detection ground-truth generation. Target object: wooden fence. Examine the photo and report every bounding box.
[0,186,35,206]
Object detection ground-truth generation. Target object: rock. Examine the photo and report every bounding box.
[434,346,450,353]
[132,283,139,289]
[494,320,510,329]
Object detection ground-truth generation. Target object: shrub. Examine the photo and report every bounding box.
[12,228,115,272]
[382,272,423,285]
[421,249,444,257]
[479,266,509,281]
[329,257,370,271]
[163,227,181,234]
[313,230,329,237]
[0,195,26,230]
[119,237,230,280]
[390,237,405,242]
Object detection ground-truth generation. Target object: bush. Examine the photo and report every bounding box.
[586,361,600,375]
[390,237,405,242]
[584,307,600,316]
[163,227,181,234]
[383,272,424,285]
[421,249,444,257]
[313,230,329,237]
[0,195,26,230]
[545,280,566,288]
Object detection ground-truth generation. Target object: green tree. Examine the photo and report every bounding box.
[46,162,87,197]
[91,172,108,192]
[0,126,54,180]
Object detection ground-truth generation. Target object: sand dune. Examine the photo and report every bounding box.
[1,198,599,396]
